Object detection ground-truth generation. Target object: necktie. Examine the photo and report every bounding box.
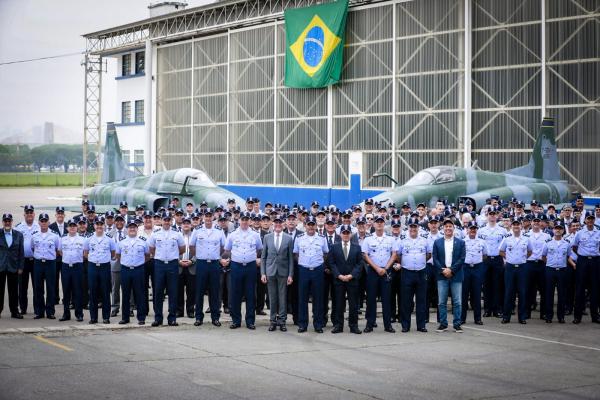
[343,242,348,260]
[118,230,123,241]
[328,236,333,246]
[275,234,280,251]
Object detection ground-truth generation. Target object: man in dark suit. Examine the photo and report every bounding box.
[323,218,341,326]
[327,225,362,334]
[432,219,466,333]
[284,213,303,325]
[260,216,294,331]
[0,213,25,319]
[49,206,67,305]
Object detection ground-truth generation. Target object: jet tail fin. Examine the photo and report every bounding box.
[100,122,137,184]
[504,117,560,181]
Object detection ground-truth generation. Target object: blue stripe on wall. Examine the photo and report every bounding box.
[221,184,383,210]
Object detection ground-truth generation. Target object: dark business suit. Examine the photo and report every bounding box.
[284,228,303,324]
[49,221,67,305]
[324,233,341,326]
[327,240,362,330]
[0,229,24,317]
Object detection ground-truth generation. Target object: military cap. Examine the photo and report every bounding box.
[373,216,385,223]
[126,220,138,228]
[200,201,208,207]
[585,210,595,219]
[273,215,284,223]
[24,204,34,212]
[365,198,374,205]
[86,205,96,213]
[105,210,115,218]
[161,212,172,220]
[2,213,13,221]
[76,216,87,224]
[442,218,455,226]
[94,216,105,225]
[467,221,478,229]
[114,214,125,221]
[391,219,401,227]
[67,219,77,226]
[355,217,367,224]
[175,208,184,215]
[407,217,420,226]
[119,201,128,207]
[325,218,336,225]
[227,198,236,204]
[143,210,154,218]
[81,199,90,205]
[38,213,49,221]
[339,224,352,233]
[401,202,410,209]
[553,221,565,230]
[305,216,317,225]
[239,211,252,220]
[55,206,65,213]
[136,204,145,211]
[245,197,255,203]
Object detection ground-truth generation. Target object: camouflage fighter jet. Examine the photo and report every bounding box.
[82,123,244,211]
[370,117,576,209]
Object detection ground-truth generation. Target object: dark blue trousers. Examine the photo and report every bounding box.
[462,262,484,322]
[153,260,179,324]
[33,259,56,317]
[503,263,528,322]
[574,256,599,321]
[121,265,146,322]
[483,256,504,314]
[88,262,111,321]
[298,265,324,330]
[400,268,427,331]
[527,260,546,318]
[366,267,392,329]
[545,267,567,321]
[230,261,257,326]
[144,259,154,313]
[61,262,83,319]
[195,259,222,322]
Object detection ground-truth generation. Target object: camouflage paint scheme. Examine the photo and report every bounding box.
[370,118,576,209]
[83,123,244,211]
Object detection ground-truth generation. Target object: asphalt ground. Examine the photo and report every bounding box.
[1,188,600,400]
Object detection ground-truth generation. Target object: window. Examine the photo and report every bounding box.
[121,150,130,165]
[135,52,145,74]
[121,101,131,124]
[135,100,144,123]
[134,150,144,174]
[122,54,131,76]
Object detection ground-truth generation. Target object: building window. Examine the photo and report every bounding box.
[135,52,145,74]
[134,150,144,174]
[121,101,131,124]
[122,54,131,76]
[122,150,130,165]
[135,100,144,123]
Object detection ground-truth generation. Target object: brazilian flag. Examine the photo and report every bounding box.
[284,0,349,88]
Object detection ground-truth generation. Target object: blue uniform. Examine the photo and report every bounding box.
[397,236,431,331]
[149,228,185,324]
[58,234,86,320]
[478,224,507,315]
[85,233,116,321]
[191,226,226,322]
[224,227,263,327]
[571,227,600,321]
[361,234,396,329]
[31,230,60,318]
[462,236,487,323]
[543,238,572,321]
[293,233,328,330]
[499,235,532,322]
[117,236,149,322]
[524,230,550,318]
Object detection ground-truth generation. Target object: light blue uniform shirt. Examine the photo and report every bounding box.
[499,235,532,265]
[15,222,39,258]
[543,238,572,268]
[31,231,60,261]
[224,228,263,264]
[477,224,506,256]
[361,234,396,268]
[464,236,487,264]
[117,236,149,267]
[525,230,550,261]
[293,233,328,268]
[564,233,578,262]
[148,228,185,262]
[424,231,441,265]
[59,234,86,264]
[571,227,600,257]
[397,236,430,271]
[85,234,116,264]
[190,226,225,260]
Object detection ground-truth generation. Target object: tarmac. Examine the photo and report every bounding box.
[1,188,600,400]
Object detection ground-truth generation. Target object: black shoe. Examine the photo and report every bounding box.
[483,312,492,317]
[558,319,565,324]
[138,321,145,325]
[401,328,409,333]
[168,321,179,326]
[256,310,267,316]
[247,324,256,330]
[110,310,118,317]
[11,313,23,319]
[460,320,466,325]
[592,319,600,324]
[417,328,428,333]
[187,313,194,319]
[47,315,56,320]
[76,317,83,322]
[493,312,502,318]
[212,320,221,327]
[59,316,70,322]
[573,319,581,324]
[546,319,552,323]
[564,310,572,316]
[230,323,240,329]
[280,324,287,332]
[372,323,378,328]
[268,324,277,332]
[331,326,343,334]
[474,320,483,325]
[501,319,510,324]
[194,320,203,326]
[314,328,323,333]
[298,327,307,333]
[384,326,396,333]
[103,319,110,324]
[518,320,526,324]
[89,319,97,324]
[363,326,373,333]
[454,325,463,333]
[151,321,162,327]
[436,324,448,332]
[176,312,184,318]
[118,320,129,325]
[350,327,362,334]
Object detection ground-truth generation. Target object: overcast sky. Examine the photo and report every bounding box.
[0,0,212,140]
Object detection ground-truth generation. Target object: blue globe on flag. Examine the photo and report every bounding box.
[302,26,324,67]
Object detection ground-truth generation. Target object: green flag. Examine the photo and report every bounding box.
[284,0,348,88]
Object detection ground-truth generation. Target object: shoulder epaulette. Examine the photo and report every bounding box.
[296,233,305,238]
[138,236,147,241]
